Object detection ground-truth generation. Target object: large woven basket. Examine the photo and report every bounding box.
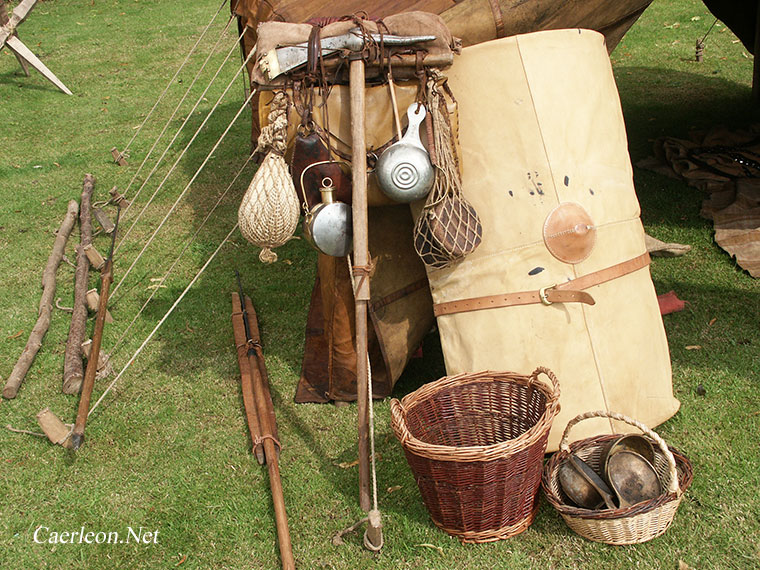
[390,368,560,543]
[542,410,693,545]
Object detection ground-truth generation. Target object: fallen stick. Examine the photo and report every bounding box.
[63,175,94,394]
[3,200,79,399]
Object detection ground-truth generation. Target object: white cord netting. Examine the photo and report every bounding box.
[238,92,300,263]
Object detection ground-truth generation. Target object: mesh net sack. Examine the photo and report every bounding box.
[238,92,300,263]
[414,74,482,269]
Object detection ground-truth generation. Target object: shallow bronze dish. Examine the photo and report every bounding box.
[559,454,617,510]
[603,434,655,472]
[606,450,662,507]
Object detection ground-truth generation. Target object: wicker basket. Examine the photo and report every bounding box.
[542,410,693,545]
[390,368,560,543]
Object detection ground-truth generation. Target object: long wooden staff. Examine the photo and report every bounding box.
[349,52,372,517]
[236,273,294,570]
[70,206,120,450]
[349,50,384,551]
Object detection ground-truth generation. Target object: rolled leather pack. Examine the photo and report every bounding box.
[425,29,680,450]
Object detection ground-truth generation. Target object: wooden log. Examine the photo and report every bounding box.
[3,200,79,399]
[63,175,94,394]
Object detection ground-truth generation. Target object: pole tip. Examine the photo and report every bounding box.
[363,509,383,552]
[70,433,84,451]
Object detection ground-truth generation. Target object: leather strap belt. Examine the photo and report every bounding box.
[433,252,650,317]
[487,0,506,38]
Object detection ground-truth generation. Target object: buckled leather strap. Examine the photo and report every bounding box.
[433,252,650,317]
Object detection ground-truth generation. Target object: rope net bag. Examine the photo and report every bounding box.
[414,73,482,269]
[238,91,300,263]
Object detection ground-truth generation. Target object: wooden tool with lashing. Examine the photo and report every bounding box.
[70,206,120,450]
[235,272,294,570]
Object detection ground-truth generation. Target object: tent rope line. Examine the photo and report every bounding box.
[107,150,257,360]
[88,223,240,419]
[111,83,256,304]
[115,25,250,255]
[117,0,229,161]
[119,14,242,217]
[112,52,257,295]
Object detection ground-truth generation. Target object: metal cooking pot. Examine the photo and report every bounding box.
[375,103,434,203]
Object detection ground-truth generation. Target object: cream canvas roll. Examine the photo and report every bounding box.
[427,29,680,450]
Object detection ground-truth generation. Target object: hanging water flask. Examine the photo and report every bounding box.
[304,176,353,257]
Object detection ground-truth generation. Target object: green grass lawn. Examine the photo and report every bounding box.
[1,1,759,568]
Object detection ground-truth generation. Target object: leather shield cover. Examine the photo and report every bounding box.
[429,30,679,450]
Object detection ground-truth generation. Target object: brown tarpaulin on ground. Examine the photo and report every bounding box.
[644,125,760,278]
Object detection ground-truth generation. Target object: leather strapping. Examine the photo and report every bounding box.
[487,0,506,38]
[433,252,650,317]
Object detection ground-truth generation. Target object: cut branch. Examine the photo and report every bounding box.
[3,199,79,399]
[63,175,94,394]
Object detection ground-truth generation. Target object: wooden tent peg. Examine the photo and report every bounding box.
[36,408,73,448]
[109,187,129,208]
[85,288,113,323]
[82,244,106,271]
[92,207,115,234]
[110,147,128,166]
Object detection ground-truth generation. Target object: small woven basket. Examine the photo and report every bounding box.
[542,410,693,545]
[390,368,560,543]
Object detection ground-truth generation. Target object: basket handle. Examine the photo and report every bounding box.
[389,398,410,444]
[558,410,680,495]
[530,367,561,407]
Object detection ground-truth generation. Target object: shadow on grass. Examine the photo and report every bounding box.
[615,65,760,161]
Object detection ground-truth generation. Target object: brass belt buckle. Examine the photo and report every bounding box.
[539,284,557,306]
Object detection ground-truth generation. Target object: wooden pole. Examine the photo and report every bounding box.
[63,175,94,394]
[349,55,372,514]
[0,0,29,76]
[3,200,78,399]
[231,292,265,465]
[70,251,113,449]
[236,278,294,570]
[70,208,119,449]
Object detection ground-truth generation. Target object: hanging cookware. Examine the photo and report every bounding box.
[301,162,353,257]
[375,103,434,203]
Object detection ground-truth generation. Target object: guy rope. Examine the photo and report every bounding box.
[112,0,229,168]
